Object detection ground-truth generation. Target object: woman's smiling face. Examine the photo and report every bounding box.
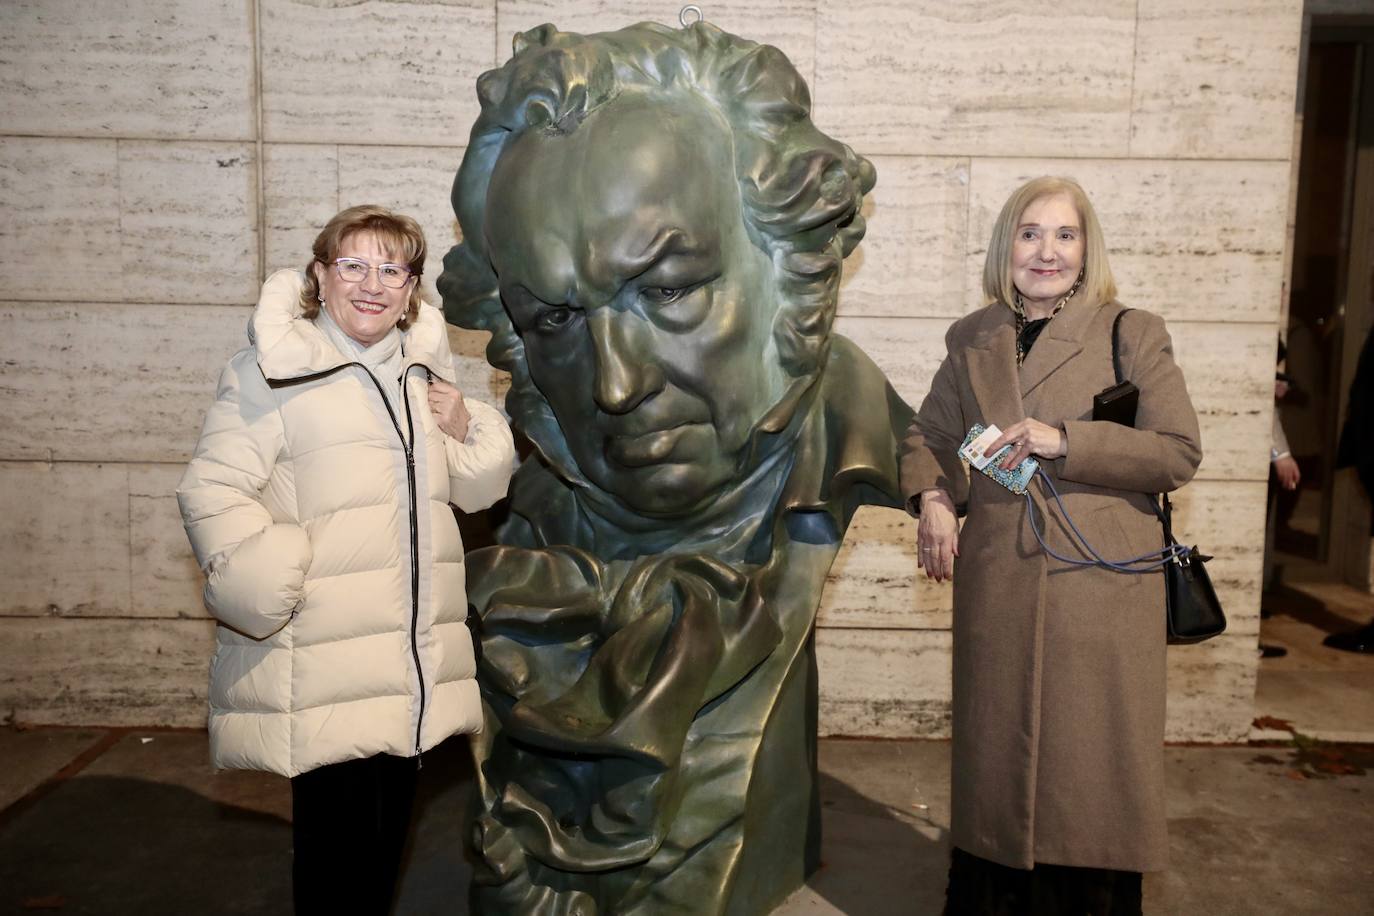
[1011,193,1084,314]
[314,230,413,346]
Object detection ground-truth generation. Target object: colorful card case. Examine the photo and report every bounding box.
[958,423,1039,495]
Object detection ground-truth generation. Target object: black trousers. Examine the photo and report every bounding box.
[290,753,419,916]
[945,846,1143,916]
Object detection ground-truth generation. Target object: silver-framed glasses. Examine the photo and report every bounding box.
[330,257,414,288]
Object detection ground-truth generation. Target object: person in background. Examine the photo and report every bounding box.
[1272,341,1301,494]
[177,205,515,914]
[1260,339,1298,657]
[1326,323,1374,653]
[901,176,1201,915]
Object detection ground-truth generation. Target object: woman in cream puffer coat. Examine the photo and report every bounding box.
[177,206,514,912]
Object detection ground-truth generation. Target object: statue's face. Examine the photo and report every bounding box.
[485,91,787,516]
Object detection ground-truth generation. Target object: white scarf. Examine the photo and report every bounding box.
[313,308,406,420]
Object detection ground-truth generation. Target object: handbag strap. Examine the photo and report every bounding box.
[1109,307,1180,547]
[1150,492,1178,547]
[1111,307,1133,385]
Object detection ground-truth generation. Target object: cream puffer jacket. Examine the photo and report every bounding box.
[177,269,515,777]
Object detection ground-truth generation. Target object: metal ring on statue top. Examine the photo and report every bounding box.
[679,5,703,27]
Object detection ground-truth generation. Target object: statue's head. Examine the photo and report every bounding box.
[440,21,874,519]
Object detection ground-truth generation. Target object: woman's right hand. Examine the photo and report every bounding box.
[916,488,959,582]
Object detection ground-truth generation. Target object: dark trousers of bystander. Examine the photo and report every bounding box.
[290,752,419,916]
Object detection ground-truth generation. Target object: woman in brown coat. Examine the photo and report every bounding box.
[900,176,1202,914]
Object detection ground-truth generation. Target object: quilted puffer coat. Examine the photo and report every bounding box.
[177,269,515,777]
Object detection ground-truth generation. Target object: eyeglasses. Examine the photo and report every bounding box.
[329,257,414,289]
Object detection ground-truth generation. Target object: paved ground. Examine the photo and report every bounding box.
[1256,576,1374,743]
[3,726,1373,915]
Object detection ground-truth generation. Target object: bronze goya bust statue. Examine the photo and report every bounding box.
[439,20,912,915]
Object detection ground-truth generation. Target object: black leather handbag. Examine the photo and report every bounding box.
[1096,309,1227,645]
[1154,492,1227,644]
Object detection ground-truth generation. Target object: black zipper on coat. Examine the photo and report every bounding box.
[399,367,425,758]
[269,360,429,759]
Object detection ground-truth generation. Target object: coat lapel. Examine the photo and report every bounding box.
[1017,298,1104,399]
[966,305,1025,430]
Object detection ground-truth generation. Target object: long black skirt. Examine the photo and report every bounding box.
[945,847,1143,916]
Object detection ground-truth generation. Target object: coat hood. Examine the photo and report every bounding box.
[249,268,457,384]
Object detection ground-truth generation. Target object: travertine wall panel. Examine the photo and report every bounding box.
[814,1,1135,157]
[339,145,467,303]
[496,0,819,88]
[0,139,259,305]
[834,316,953,411]
[1164,634,1258,742]
[839,157,970,318]
[818,507,949,630]
[0,0,254,140]
[966,159,1290,322]
[259,0,496,146]
[131,464,207,620]
[1130,0,1302,159]
[263,144,341,274]
[0,462,130,616]
[0,618,215,727]
[0,1,1300,740]
[118,142,259,305]
[0,303,250,463]
[816,628,952,736]
[1171,322,1276,482]
[1167,480,1267,638]
[0,138,120,302]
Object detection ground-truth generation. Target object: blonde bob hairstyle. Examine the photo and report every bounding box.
[981,176,1117,310]
[301,204,427,329]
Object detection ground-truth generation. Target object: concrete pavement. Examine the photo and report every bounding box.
[3,726,1372,915]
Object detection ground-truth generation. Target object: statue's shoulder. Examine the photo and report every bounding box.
[503,457,587,547]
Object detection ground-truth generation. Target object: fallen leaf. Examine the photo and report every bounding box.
[1314,761,1360,776]
[1253,716,1294,731]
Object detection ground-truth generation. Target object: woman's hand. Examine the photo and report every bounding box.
[428,379,471,441]
[988,418,1066,471]
[916,488,959,582]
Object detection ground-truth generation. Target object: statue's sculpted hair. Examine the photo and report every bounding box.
[439,21,875,455]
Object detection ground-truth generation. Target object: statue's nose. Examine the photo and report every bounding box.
[587,309,664,414]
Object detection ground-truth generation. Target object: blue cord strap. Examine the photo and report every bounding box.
[1025,467,1187,572]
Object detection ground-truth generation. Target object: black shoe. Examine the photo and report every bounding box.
[1259,643,1288,658]
[1323,620,1374,653]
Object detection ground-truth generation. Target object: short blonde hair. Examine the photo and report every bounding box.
[981,176,1117,309]
[302,205,427,328]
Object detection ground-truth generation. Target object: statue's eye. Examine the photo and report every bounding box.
[536,307,577,331]
[640,286,686,305]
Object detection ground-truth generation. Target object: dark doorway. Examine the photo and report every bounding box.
[1277,21,1374,581]
[1255,12,1374,738]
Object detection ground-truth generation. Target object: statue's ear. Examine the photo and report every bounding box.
[513,23,558,55]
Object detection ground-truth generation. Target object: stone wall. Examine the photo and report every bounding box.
[0,0,1303,741]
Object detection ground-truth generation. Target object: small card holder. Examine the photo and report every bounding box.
[959,424,1038,495]
[1092,381,1139,427]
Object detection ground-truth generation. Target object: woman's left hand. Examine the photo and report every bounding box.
[428,379,470,441]
[988,418,1066,470]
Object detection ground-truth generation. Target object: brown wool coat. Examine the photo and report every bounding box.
[900,298,1201,873]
